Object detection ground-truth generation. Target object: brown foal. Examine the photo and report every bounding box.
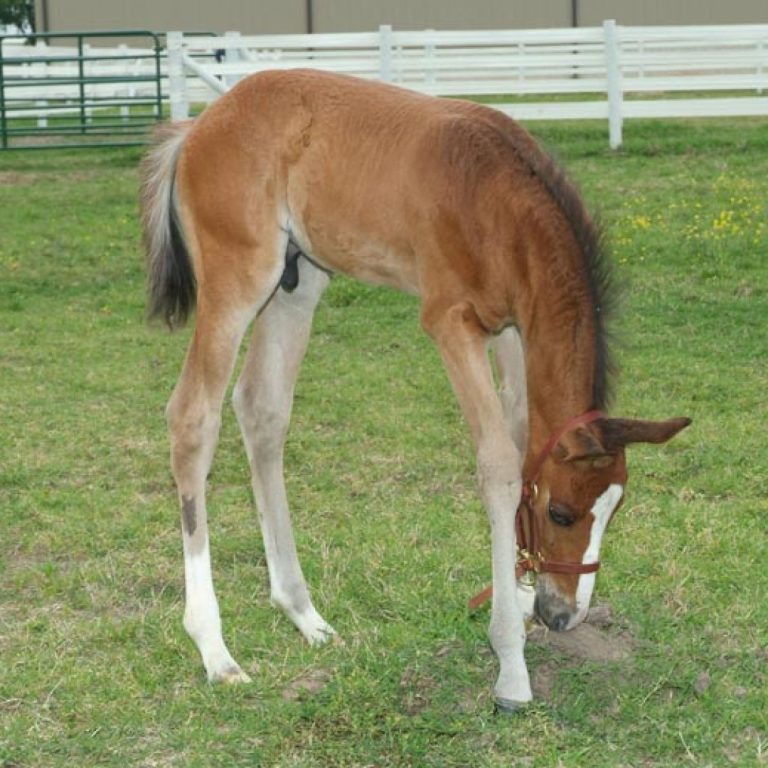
[141,69,689,710]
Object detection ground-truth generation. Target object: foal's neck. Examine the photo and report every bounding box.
[522,290,600,462]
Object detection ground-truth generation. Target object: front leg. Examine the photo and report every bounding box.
[480,450,532,709]
[493,325,528,458]
[422,302,532,709]
[494,326,536,627]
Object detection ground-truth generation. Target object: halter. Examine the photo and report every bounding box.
[468,409,604,610]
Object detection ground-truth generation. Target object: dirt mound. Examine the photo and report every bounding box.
[528,603,633,663]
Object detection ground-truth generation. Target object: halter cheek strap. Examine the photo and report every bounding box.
[468,410,605,610]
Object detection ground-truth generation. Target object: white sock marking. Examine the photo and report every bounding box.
[183,537,247,681]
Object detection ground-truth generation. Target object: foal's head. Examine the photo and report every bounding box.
[531,415,690,631]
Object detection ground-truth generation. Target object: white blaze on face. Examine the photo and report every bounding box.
[569,483,624,628]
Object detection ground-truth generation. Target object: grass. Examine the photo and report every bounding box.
[1,116,767,767]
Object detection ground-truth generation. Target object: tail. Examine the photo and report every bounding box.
[140,120,196,328]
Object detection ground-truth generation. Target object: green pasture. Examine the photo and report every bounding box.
[1,117,767,767]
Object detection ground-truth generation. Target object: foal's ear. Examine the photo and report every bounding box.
[553,426,610,463]
[554,416,691,463]
[597,416,691,451]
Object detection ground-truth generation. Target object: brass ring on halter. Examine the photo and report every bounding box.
[528,482,539,504]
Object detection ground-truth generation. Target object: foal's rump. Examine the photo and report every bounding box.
[141,70,429,325]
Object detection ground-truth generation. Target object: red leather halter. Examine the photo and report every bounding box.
[468,410,604,610]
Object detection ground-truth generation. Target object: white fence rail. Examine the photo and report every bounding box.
[168,21,768,148]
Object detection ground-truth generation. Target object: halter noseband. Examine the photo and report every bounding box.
[468,409,604,610]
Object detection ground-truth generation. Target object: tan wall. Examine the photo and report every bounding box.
[35,0,307,35]
[34,0,768,35]
[580,0,768,26]
[310,1,570,32]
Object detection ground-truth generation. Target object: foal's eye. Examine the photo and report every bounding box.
[548,502,575,527]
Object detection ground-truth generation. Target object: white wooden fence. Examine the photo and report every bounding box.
[167,21,768,148]
[3,22,767,148]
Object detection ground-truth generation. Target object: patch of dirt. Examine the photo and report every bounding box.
[693,670,712,695]
[400,665,439,716]
[734,283,755,298]
[0,171,42,186]
[281,667,332,702]
[585,603,615,629]
[0,170,102,186]
[528,603,634,664]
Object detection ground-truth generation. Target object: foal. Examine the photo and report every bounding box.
[141,69,689,710]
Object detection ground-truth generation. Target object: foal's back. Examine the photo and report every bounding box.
[176,69,552,314]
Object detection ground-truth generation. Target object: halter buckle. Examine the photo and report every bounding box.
[522,481,539,504]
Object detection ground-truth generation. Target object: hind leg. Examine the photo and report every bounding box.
[168,235,286,683]
[232,259,335,644]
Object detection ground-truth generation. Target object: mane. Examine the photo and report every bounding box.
[438,107,619,409]
[520,141,620,410]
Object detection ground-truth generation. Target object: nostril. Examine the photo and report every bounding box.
[549,612,570,632]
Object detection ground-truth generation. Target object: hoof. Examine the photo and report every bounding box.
[210,665,252,685]
[494,696,529,715]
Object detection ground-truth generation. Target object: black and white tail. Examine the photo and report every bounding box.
[140,121,196,328]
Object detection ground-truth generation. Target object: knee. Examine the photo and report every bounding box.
[476,443,522,504]
[420,300,485,342]
[166,392,220,457]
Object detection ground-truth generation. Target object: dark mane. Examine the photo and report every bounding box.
[523,145,619,410]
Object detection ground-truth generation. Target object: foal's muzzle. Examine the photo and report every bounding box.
[534,584,585,632]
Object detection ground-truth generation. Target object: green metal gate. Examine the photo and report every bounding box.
[0,30,164,150]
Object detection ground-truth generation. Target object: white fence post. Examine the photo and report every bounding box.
[379,24,393,82]
[167,31,189,121]
[224,31,244,89]
[35,40,48,128]
[36,101,48,129]
[425,29,436,87]
[604,19,623,149]
[118,43,132,122]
